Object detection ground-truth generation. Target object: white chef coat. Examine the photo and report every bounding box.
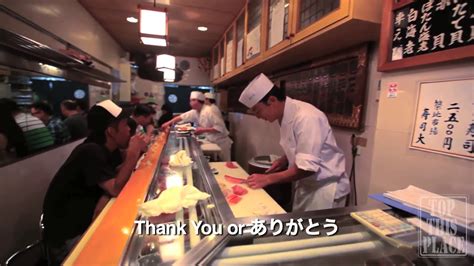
[279,97,350,212]
[180,106,233,161]
[207,104,223,119]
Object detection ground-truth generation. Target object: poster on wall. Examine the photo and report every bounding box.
[410,78,473,160]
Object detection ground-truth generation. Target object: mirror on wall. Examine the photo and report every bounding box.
[0,66,92,167]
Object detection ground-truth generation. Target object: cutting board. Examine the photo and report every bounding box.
[209,162,286,217]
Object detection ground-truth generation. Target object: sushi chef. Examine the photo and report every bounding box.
[204,92,223,118]
[239,73,350,211]
[161,91,233,161]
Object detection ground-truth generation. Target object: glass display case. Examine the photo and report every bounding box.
[212,46,219,80]
[225,28,234,73]
[121,132,233,265]
[267,0,290,49]
[236,13,245,67]
[298,0,340,30]
[121,131,473,265]
[246,0,262,60]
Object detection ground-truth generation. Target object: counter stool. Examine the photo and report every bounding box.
[4,214,46,266]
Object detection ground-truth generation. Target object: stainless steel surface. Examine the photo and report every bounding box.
[122,133,232,265]
[0,28,124,85]
[0,4,114,71]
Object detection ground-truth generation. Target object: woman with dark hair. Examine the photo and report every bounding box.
[157,104,173,127]
[0,98,28,160]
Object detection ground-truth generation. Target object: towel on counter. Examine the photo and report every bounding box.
[139,185,210,216]
[169,150,193,167]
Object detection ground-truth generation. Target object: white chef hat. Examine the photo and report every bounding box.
[96,99,123,117]
[204,92,215,99]
[239,73,274,108]
[190,91,205,101]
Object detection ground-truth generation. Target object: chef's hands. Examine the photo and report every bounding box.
[265,156,288,174]
[247,173,272,189]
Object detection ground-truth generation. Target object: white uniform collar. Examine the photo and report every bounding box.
[280,97,297,125]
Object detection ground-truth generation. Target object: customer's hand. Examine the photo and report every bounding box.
[128,133,147,156]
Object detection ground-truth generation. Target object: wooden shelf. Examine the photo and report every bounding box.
[210,0,382,87]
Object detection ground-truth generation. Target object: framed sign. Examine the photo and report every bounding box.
[410,78,473,160]
[226,44,369,130]
[378,0,474,72]
[273,44,369,130]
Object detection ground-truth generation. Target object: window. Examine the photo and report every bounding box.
[299,0,340,30]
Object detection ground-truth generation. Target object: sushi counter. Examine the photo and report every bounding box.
[63,131,473,265]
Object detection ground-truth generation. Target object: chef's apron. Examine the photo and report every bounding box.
[206,134,233,162]
[281,139,337,212]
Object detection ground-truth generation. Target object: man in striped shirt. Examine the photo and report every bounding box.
[31,101,71,145]
[6,99,54,154]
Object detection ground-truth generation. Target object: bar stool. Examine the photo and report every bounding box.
[4,214,46,266]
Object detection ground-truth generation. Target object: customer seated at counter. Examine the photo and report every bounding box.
[1,98,54,155]
[129,103,155,137]
[239,73,350,212]
[31,101,71,145]
[42,100,147,265]
[60,100,88,140]
[0,99,28,161]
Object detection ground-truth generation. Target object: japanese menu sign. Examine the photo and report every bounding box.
[410,78,473,160]
[391,0,473,61]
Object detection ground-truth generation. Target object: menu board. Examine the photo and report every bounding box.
[226,45,369,130]
[391,0,473,61]
[379,0,473,71]
[410,78,473,160]
[274,45,369,130]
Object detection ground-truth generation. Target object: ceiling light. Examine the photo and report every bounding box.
[141,37,167,46]
[156,54,175,71]
[163,70,175,82]
[140,8,167,36]
[126,16,138,23]
[197,26,208,32]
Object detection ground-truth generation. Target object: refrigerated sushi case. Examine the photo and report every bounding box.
[121,132,473,265]
[178,207,473,266]
[121,131,236,265]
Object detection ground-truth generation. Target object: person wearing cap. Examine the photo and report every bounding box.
[161,91,233,161]
[239,73,350,212]
[42,100,147,265]
[204,92,223,118]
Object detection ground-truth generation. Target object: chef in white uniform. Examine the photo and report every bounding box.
[239,73,350,211]
[162,91,233,161]
[204,92,223,119]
